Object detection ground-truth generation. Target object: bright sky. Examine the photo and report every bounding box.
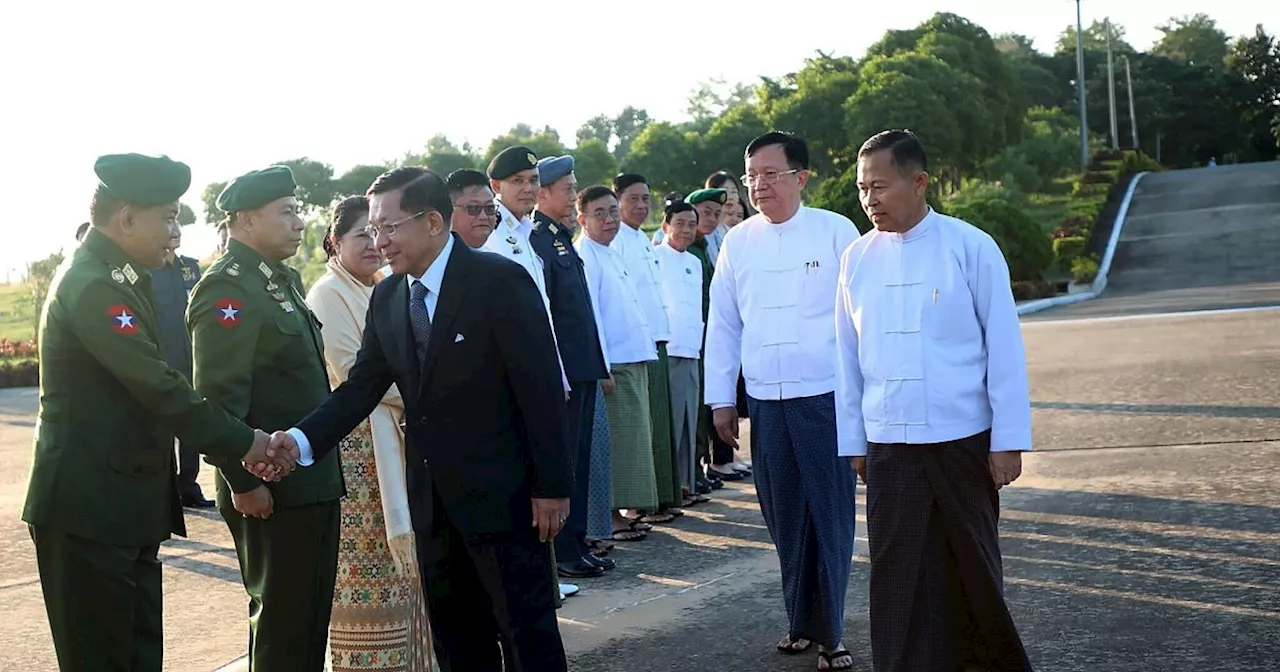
[0,0,1266,280]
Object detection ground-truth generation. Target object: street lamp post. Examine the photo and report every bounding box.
[1075,0,1089,168]
[1106,18,1118,149]
[1124,55,1139,148]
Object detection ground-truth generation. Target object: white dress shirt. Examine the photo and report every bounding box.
[834,208,1033,457]
[576,236,657,365]
[654,240,704,360]
[480,201,569,392]
[704,206,859,407]
[611,224,671,343]
[291,233,458,465]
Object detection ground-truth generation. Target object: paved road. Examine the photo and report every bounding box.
[1026,161,1280,320]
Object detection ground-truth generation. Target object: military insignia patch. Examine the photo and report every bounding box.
[215,298,243,328]
[526,152,537,166]
[549,223,559,235]
[227,263,241,277]
[107,304,139,335]
[181,265,196,282]
[122,264,139,285]
[279,301,296,313]
[110,269,126,284]
[258,262,274,279]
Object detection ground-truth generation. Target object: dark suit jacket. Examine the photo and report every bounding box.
[529,211,608,384]
[297,233,571,536]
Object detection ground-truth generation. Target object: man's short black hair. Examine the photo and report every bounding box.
[88,184,124,228]
[663,200,698,223]
[745,131,810,170]
[858,129,929,174]
[577,185,617,213]
[612,173,647,194]
[367,167,453,223]
[445,169,490,197]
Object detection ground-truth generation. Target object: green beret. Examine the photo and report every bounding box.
[487,146,539,181]
[94,153,191,206]
[216,165,297,213]
[685,188,727,206]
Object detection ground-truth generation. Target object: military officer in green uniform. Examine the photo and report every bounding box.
[684,188,726,493]
[188,165,345,671]
[22,153,288,672]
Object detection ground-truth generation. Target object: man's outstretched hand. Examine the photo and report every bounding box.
[241,429,299,481]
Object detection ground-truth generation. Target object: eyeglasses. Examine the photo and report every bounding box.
[368,210,430,237]
[741,169,800,187]
[454,202,499,218]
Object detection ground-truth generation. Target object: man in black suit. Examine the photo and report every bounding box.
[530,155,612,579]
[269,167,572,672]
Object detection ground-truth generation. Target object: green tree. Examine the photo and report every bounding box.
[23,251,65,335]
[996,33,1063,110]
[276,158,336,210]
[622,122,703,196]
[332,164,390,199]
[612,106,651,161]
[700,104,771,178]
[178,203,197,226]
[576,115,614,147]
[483,124,568,166]
[843,51,982,186]
[568,138,618,189]
[981,107,1082,192]
[1226,25,1280,160]
[200,180,228,225]
[1055,19,1135,56]
[1153,14,1229,67]
[402,134,480,176]
[762,52,862,177]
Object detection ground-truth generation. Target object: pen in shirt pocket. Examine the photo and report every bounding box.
[933,288,938,305]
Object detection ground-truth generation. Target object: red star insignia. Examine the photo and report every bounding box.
[215,298,244,328]
[107,304,138,335]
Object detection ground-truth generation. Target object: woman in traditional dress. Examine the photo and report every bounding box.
[308,195,436,672]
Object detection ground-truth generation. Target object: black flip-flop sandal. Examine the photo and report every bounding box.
[818,649,853,670]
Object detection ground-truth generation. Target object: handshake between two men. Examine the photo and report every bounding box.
[237,431,572,541]
[240,430,304,482]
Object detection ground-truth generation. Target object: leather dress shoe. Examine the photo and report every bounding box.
[557,559,605,578]
[584,554,615,571]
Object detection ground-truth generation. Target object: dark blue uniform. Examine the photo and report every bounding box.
[150,253,208,505]
[529,211,609,571]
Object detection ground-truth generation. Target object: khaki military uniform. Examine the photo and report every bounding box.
[188,238,344,671]
[23,229,256,671]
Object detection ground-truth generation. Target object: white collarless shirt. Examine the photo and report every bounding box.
[704,206,860,407]
[833,209,1033,456]
[479,201,568,392]
[576,236,657,366]
[611,223,670,343]
[654,240,704,360]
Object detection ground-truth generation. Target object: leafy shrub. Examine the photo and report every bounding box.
[1011,280,1058,301]
[1120,150,1163,174]
[1052,216,1090,239]
[0,360,38,388]
[1071,256,1099,284]
[1052,236,1087,272]
[1091,149,1124,162]
[949,197,1053,282]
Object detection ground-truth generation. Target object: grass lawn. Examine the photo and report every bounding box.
[0,283,35,343]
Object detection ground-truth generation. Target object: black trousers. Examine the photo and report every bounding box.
[175,439,202,499]
[422,492,567,672]
[554,381,596,561]
[31,525,163,672]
